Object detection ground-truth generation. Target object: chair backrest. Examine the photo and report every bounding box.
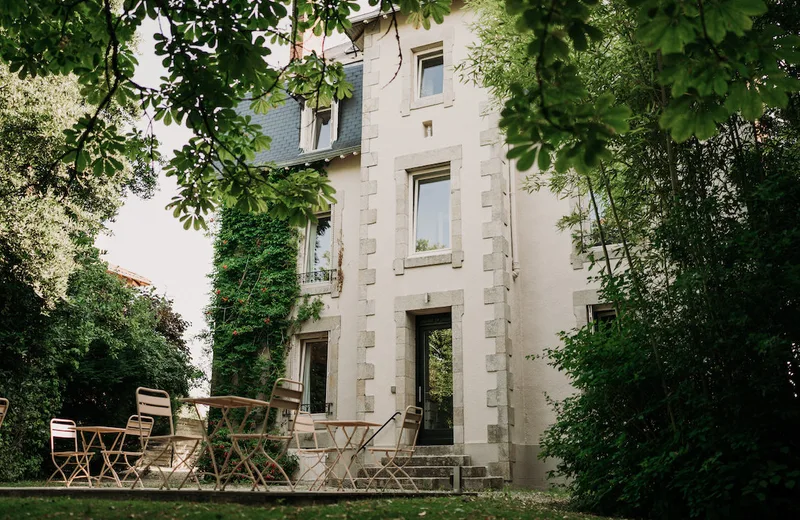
[293,410,319,449]
[121,414,154,451]
[395,406,423,452]
[50,418,78,453]
[268,378,304,411]
[124,415,154,437]
[135,387,174,435]
[266,378,303,440]
[0,398,8,430]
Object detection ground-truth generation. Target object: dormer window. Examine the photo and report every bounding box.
[301,100,339,152]
[314,107,332,149]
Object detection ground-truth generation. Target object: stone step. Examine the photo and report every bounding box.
[357,475,503,491]
[413,445,459,456]
[359,465,487,478]
[378,454,472,467]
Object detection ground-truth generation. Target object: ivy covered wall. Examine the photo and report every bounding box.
[208,168,327,402]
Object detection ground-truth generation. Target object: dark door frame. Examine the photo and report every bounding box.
[415,312,454,446]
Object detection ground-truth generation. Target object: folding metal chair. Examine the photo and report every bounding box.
[46,419,94,487]
[365,406,423,492]
[292,411,337,490]
[0,398,8,430]
[222,378,304,491]
[100,415,154,487]
[131,387,203,489]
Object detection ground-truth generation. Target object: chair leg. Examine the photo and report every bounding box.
[365,455,390,492]
[269,453,295,491]
[174,440,202,490]
[66,454,93,488]
[47,458,69,486]
[99,452,122,487]
[132,441,172,489]
[393,457,418,492]
[222,442,261,491]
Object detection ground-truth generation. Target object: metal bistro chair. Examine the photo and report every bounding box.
[99,415,154,487]
[47,419,94,487]
[365,406,424,492]
[222,378,304,491]
[0,398,8,430]
[132,388,203,489]
[292,411,337,490]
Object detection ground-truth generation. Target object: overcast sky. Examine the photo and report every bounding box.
[96,18,350,394]
[95,18,212,390]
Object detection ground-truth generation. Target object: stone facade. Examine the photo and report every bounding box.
[268,5,601,488]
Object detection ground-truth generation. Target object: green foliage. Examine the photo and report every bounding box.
[207,175,325,479]
[208,166,325,403]
[491,0,798,175]
[0,249,199,481]
[0,62,156,306]
[56,254,200,429]
[0,0,452,230]
[208,206,299,401]
[468,0,800,517]
[540,120,800,517]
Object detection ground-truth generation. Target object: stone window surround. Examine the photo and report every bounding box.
[400,27,455,115]
[289,315,341,420]
[394,146,463,275]
[394,290,464,445]
[299,195,343,297]
[573,288,602,329]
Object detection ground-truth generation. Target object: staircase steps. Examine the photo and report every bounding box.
[361,465,487,478]
[357,475,503,491]
[356,446,503,491]
[143,418,205,469]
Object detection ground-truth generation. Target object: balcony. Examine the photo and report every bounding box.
[297,269,337,285]
[301,402,333,415]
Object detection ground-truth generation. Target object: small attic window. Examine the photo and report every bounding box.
[301,100,339,153]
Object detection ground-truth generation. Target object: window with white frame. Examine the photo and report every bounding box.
[300,100,338,152]
[302,213,333,283]
[411,170,451,254]
[416,47,444,99]
[300,338,330,414]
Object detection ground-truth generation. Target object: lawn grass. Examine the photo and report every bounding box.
[0,491,611,519]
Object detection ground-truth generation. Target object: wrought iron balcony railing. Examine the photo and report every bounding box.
[298,402,333,415]
[297,269,337,285]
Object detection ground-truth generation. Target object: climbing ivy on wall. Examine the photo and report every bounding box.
[208,167,328,403]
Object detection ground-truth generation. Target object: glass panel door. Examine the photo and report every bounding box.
[415,313,453,445]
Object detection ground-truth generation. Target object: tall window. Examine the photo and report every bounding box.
[301,339,329,414]
[412,172,450,253]
[305,214,332,280]
[417,48,444,98]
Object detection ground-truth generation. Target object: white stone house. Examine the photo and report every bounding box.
[243,2,609,488]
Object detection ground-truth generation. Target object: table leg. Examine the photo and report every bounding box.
[219,406,261,491]
[177,402,219,490]
[96,432,124,486]
[79,431,100,485]
[337,426,372,491]
[319,425,344,490]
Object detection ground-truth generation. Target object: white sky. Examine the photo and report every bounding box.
[96,17,351,394]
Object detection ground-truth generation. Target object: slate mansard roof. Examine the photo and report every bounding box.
[238,61,363,168]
